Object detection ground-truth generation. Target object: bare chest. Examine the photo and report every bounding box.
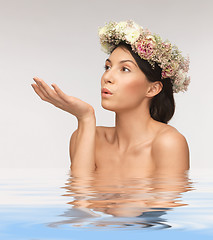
[95,128,155,173]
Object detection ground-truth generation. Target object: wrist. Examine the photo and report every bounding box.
[77,113,96,124]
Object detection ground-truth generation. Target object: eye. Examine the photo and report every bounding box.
[104,65,110,71]
[122,67,130,72]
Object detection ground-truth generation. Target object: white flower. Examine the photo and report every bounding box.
[132,22,142,31]
[116,21,141,44]
[115,21,127,32]
[98,26,108,36]
[124,28,140,43]
[101,42,112,54]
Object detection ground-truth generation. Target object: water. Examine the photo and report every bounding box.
[0,168,213,240]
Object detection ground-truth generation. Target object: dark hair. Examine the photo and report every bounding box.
[111,42,175,124]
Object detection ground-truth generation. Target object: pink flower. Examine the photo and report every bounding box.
[162,42,172,52]
[161,65,174,78]
[135,36,156,60]
[162,60,179,79]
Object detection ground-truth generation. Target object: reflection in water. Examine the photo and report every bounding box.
[48,170,194,229]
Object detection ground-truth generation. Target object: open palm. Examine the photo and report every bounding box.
[31,77,95,120]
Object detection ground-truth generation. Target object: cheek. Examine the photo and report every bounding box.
[121,78,148,100]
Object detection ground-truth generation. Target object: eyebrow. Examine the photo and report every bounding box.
[105,58,138,68]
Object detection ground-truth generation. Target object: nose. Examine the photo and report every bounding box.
[102,69,115,84]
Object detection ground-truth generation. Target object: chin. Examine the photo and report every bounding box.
[101,103,115,112]
[101,99,118,111]
[101,102,127,113]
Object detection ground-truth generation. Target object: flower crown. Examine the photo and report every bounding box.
[98,20,190,93]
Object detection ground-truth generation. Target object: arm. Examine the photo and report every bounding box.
[31,77,96,175]
[69,115,96,175]
[69,129,78,162]
[151,130,190,175]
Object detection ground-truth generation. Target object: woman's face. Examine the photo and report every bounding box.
[101,46,152,113]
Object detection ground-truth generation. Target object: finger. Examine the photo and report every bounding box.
[31,83,51,102]
[33,77,57,100]
[32,83,66,110]
[33,77,50,99]
[33,78,66,106]
[51,84,70,102]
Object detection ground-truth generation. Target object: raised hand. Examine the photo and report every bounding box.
[31,77,95,120]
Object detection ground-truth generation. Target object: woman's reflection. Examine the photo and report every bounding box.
[48,169,194,229]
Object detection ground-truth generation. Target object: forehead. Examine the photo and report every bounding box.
[108,46,136,62]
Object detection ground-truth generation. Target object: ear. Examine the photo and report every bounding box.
[146,81,163,98]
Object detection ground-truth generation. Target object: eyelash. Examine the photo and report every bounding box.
[104,65,130,72]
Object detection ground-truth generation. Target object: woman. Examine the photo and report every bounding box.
[31,20,190,177]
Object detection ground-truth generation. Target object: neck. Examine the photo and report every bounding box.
[112,103,155,153]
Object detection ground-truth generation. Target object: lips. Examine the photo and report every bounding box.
[101,88,112,95]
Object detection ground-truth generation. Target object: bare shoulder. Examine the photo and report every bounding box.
[154,124,188,147]
[152,125,190,171]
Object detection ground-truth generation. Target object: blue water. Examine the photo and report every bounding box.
[0,168,212,240]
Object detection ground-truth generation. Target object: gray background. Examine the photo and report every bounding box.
[0,0,212,169]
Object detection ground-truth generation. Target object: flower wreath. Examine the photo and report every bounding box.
[98,20,190,93]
